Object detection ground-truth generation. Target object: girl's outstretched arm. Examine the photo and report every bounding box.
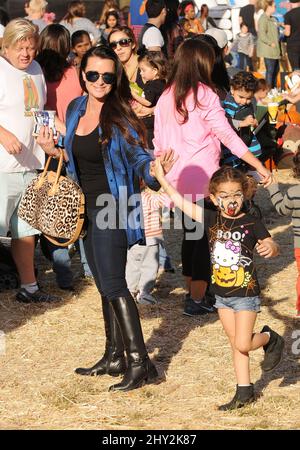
[154,158,203,223]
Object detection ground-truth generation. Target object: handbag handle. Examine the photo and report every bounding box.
[35,150,64,194]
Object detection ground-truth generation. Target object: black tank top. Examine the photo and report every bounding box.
[73,127,110,210]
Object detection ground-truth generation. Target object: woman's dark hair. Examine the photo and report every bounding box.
[36,24,71,83]
[105,10,119,28]
[63,1,86,24]
[79,45,146,146]
[71,29,90,48]
[200,4,208,15]
[192,33,230,94]
[0,7,10,27]
[166,38,215,123]
[230,71,258,93]
[209,166,255,200]
[293,148,300,179]
[138,51,169,81]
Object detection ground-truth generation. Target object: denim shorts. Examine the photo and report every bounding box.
[215,295,261,313]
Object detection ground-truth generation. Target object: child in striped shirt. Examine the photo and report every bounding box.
[222,71,262,170]
[268,148,300,317]
[126,187,167,305]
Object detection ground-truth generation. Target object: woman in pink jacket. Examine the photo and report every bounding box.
[153,39,271,315]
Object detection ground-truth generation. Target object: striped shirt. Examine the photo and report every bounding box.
[142,190,168,245]
[268,183,300,248]
[222,94,262,167]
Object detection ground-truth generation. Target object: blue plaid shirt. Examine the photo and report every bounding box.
[64,95,160,247]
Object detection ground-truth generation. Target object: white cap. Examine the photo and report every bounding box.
[205,28,228,49]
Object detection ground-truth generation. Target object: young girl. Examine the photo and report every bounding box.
[154,162,285,410]
[126,184,168,305]
[70,30,92,72]
[232,22,254,71]
[101,10,120,43]
[131,51,168,150]
[268,149,300,317]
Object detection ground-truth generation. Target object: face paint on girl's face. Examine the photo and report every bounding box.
[216,191,244,217]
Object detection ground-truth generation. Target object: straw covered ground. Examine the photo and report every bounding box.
[0,168,299,430]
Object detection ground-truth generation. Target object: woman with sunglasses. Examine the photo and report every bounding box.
[108,25,143,88]
[37,45,175,392]
[108,26,155,118]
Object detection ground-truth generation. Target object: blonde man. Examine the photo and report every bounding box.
[0,18,59,303]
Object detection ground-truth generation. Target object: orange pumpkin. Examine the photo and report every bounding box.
[213,266,245,288]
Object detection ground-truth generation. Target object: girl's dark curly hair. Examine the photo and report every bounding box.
[209,166,257,200]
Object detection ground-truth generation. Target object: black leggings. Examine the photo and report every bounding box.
[180,200,214,283]
[83,208,130,300]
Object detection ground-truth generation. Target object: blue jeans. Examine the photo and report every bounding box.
[77,238,93,278]
[159,241,173,270]
[238,52,253,70]
[264,58,279,88]
[83,208,130,299]
[47,241,74,289]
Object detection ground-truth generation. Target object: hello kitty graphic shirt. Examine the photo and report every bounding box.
[205,210,270,297]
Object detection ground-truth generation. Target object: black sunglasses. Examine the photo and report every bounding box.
[85,71,116,84]
[109,38,132,50]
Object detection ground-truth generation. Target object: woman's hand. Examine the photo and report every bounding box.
[256,238,279,258]
[159,148,178,174]
[36,126,60,158]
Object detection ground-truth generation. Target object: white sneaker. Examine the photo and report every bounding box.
[136,292,158,305]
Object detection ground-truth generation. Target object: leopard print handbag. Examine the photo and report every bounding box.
[18,151,85,247]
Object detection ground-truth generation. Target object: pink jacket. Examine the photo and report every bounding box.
[153,83,249,200]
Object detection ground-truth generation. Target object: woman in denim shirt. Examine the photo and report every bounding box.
[37,45,174,392]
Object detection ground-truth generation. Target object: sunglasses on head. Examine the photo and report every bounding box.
[109,38,132,50]
[85,71,116,84]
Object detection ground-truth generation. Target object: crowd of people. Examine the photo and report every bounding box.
[1,0,300,409]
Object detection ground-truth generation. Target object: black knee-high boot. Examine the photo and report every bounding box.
[108,295,158,392]
[75,296,126,376]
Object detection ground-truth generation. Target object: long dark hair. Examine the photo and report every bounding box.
[166,38,215,123]
[36,24,71,83]
[192,33,230,95]
[79,45,146,146]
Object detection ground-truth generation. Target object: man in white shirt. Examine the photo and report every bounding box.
[139,0,167,53]
[0,18,59,303]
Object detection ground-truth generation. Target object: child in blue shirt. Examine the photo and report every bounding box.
[222,71,262,170]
